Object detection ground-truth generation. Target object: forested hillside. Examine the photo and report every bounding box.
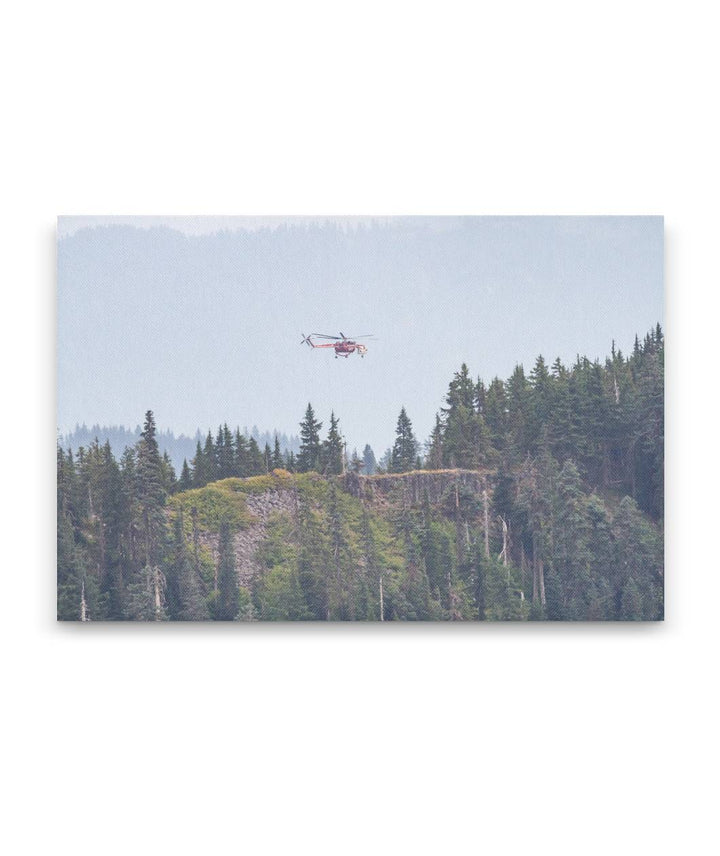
[57,326,663,621]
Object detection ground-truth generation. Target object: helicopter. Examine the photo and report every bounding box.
[300,332,374,358]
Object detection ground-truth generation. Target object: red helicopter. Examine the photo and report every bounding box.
[301,332,374,358]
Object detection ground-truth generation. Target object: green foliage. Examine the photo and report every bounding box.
[322,411,344,475]
[254,515,311,620]
[362,444,377,475]
[390,407,418,473]
[168,482,250,531]
[125,563,167,621]
[297,403,323,473]
[167,508,209,620]
[57,326,663,621]
[215,520,239,620]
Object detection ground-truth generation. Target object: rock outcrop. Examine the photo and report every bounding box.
[194,470,491,587]
[342,468,491,505]
[195,488,297,586]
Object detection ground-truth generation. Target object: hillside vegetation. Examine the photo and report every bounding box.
[57,326,663,621]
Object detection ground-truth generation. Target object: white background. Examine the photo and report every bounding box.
[2,2,717,854]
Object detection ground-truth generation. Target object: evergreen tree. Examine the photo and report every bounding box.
[620,577,643,621]
[272,434,284,469]
[191,441,207,487]
[297,403,323,473]
[326,482,353,618]
[161,451,177,493]
[215,520,239,620]
[528,355,553,450]
[484,377,508,452]
[216,424,235,479]
[350,448,364,473]
[234,429,248,477]
[125,562,167,620]
[263,442,272,473]
[425,415,444,470]
[362,444,377,475]
[296,501,330,619]
[323,411,344,475]
[440,365,493,468]
[203,431,218,482]
[135,411,167,568]
[390,407,418,473]
[247,437,265,475]
[96,440,131,618]
[377,448,392,473]
[169,508,208,620]
[178,459,193,492]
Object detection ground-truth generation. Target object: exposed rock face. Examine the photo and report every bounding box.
[235,489,296,584]
[342,469,490,506]
[197,489,297,587]
[197,471,490,587]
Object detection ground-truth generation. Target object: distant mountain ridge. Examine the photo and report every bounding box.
[59,423,301,473]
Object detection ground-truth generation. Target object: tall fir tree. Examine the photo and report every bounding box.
[323,411,344,475]
[178,459,193,492]
[135,411,167,567]
[215,519,239,620]
[362,444,377,475]
[297,403,323,473]
[272,434,283,469]
[390,407,418,473]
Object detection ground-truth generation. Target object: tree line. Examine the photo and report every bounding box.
[57,325,663,620]
[60,423,300,474]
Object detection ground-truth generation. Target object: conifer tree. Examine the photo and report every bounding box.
[296,500,330,619]
[170,508,208,620]
[440,365,493,468]
[234,429,248,477]
[362,444,377,475]
[475,378,486,415]
[191,441,206,487]
[272,435,283,470]
[216,424,235,479]
[528,355,553,450]
[323,411,344,475]
[215,519,239,620]
[505,364,531,457]
[247,437,265,475]
[125,562,167,620]
[350,448,363,473]
[135,411,167,567]
[390,407,418,473]
[161,451,177,493]
[620,577,643,620]
[178,459,193,492]
[203,430,218,482]
[484,378,508,452]
[264,442,272,473]
[297,403,323,473]
[326,482,352,618]
[96,440,131,618]
[377,448,392,473]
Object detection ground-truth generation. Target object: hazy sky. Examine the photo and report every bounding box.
[57,216,663,455]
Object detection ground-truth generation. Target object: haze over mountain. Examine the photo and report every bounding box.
[57,216,663,453]
[58,424,300,474]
